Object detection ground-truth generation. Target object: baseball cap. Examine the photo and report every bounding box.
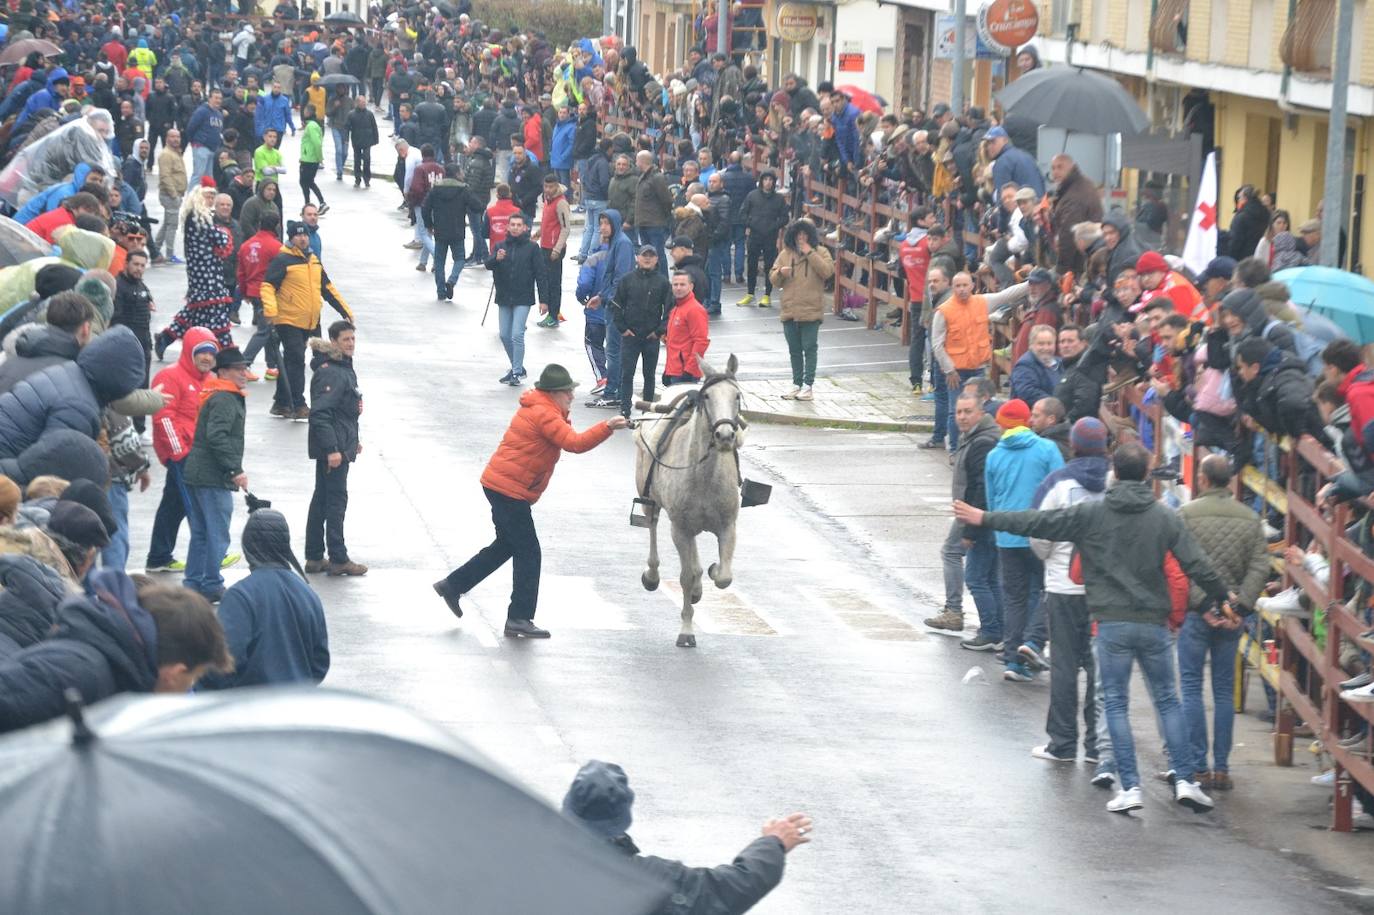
[1027,267,1054,285]
[637,244,658,257]
[985,125,1008,140]
[1197,256,1236,284]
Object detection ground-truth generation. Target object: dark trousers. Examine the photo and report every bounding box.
[999,547,1046,662]
[637,225,669,276]
[242,297,280,370]
[467,209,488,260]
[445,487,540,620]
[433,236,464,297]
[539,248,564,314]
[370,77,383,104]
[352,144,372,185]
[584,320,607,381]
[146,458,188,567]
[147,122,169,167]
[745,235,777,295]
[1045,592,1099,758]
[305,459,350,562]
[300,161,325,205]
[619,334,660,417]
[274,325,310,410]
[907,301,926,386]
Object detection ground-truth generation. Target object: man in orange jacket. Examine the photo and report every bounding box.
[433,364,628,637]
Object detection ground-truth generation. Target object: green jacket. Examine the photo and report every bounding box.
[184,382,246,490]
[300,120,323,165]
[984,480,1228,625]
[253,145,284,182]
[1178,487,1271,611]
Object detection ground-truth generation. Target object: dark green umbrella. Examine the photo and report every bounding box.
[0,688,668,915]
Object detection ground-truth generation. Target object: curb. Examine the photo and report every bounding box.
[742,409,933,434]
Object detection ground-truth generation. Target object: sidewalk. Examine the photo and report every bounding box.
[740,370,936,432]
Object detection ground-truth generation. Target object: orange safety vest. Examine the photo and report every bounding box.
[939,295,993,370]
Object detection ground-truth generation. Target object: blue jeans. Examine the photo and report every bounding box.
[147,459,190,567]
[331,127,348,177]
[433,237,464,297]
[729,224,747,276]
[1096,621,1196,790]
[965,527,1003,640]
[184,485,233,599]
[190,144,216,186]
[933,368,984,449]
[498,304,531,374]
[414,207,434,266]
[603,322,623,399]
[707,240,729,309]
[101,484,130,570]
[1177,612,1242,774]
[468,208,489,261]
[579,200,607,259]
[638,225,669,276]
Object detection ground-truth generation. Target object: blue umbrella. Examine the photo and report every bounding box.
[1274,265,1374,343]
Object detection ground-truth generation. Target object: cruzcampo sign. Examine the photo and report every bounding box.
[976,0,1039,55]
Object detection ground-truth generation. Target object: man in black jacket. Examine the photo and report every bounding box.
[610,246,672,418]
[413,90,450,163]
[737,170,788,307]
[562,760,809,914]
[306,321,365,577]
[1226,184,1269,260]
[112,250,154,432]
[461,136,496,262]
[345,95,378,188]
[507,142,543,222]
[422,163,472,302]
[486,212,545,385]
[1235,337,1324,443]
[145,77,179,167]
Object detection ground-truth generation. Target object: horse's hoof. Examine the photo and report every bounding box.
[689,585,703,604]
[641,572,659,591]
[676,634,697,648]
[708,563,731,589]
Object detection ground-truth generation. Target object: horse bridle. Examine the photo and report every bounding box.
[694,373,747,440]
[636,374,746,490]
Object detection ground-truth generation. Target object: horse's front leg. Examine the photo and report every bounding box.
[709,521,736,590]
[670,521,700,648]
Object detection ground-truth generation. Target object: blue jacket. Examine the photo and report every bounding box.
[549,118,576,170]
[15,163,93,224]
[985,427,1065,547]
[991,144,1046,198]
[0,72,45,123]
[581,151,611,200]
[0,325,146,459]
[184,100,223,149]
[16,68,69,128]
[595,208,636,306]
[198,567,329,689]
[832,102,860,166]
[721,164,755,223]
[577,247,610,325]
[1009,351,1062,407]
[305,223,322,258]
[0,570,158,734]
[254,90,295,137]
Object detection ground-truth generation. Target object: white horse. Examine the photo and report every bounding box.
[633,356,745,647]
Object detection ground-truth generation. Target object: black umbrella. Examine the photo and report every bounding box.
[325,9,365,24]
[995,66,1150,136]
[317,72,360,88]
[0,689,669,914]
[436,1,458,16]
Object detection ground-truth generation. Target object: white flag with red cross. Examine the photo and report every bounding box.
[1182,151,1218,277]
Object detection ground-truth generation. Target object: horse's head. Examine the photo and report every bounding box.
[696,354,744,451]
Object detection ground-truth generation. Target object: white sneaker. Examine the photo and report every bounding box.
[1342,682,1374,703]
[1091,770,1118,790]
[1311,770,1335,787]
[1174,778,1214,813]
[781,387,801,400]
[1031,745,1075,763]
[795,386,814,401]
[1107,787,1143,813]
[1256,587,1304,616]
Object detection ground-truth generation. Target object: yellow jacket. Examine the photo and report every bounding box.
[260,244,353,330]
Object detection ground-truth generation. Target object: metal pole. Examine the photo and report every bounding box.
[717,0,729,60]
[952,0,967,115]
[603,0,612,41]
[1321,0,1354,267]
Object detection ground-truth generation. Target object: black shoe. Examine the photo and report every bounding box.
[154,332,170,361]
[433,580,463,618]
[445,282,455,300]
[504,618,550,638]
[919,438,946,450]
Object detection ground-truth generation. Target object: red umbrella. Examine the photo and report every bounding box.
[835,84,887,115]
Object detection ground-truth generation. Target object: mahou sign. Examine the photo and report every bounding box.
[976,0,1040,55]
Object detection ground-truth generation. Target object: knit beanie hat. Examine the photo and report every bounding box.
[995,399,1030,430]
[1070,417,1109,456]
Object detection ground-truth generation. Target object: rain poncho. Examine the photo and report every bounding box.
[0,109,116,211]
[0,226,114,313]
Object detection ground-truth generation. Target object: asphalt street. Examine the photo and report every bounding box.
[125,143,1370,912]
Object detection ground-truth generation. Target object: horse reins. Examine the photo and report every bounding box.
[636,375,745,497]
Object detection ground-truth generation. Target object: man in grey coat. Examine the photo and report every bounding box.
[562,760,811,914]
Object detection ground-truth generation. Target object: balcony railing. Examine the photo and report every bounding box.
[1150,0,1189,54]
[1281,0,1336,74]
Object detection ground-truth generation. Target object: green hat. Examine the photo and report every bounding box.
[535,364,578,391]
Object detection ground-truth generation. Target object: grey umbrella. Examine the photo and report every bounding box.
[317,73,361,88]
[995,67,1150,136]
[0,688,669,915]
[325,9,365,24]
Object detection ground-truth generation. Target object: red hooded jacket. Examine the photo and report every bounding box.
[150,327,217,464]
[237,228,281,298]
